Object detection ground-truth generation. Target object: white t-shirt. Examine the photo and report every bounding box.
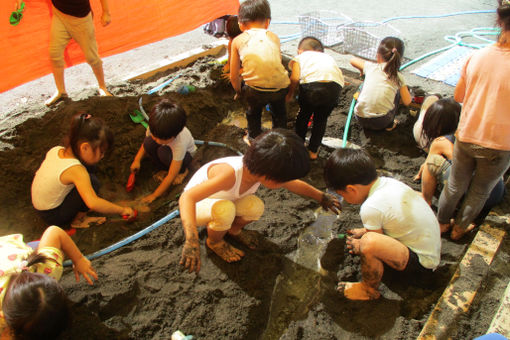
[147,127,196,161]
[292,51,344,87]
[31,146,82,210]
[355,61,406,118]
[360,177,441,270]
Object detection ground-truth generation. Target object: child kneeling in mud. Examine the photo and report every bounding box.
[324,148,441,300]
[179,129,341,273]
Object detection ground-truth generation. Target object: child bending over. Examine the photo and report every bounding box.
[32,114,135,229]
[179,129,341,273]
[130,99,197,203]
[287,36,345,159]
[0,226,97,339]
[324,148,440,300]
[351,37,412,131]
[230,0,290,143]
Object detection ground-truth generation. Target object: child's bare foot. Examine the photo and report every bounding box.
[206,238,244,262]
[450,223,475,240]
[98,87,112,96]
[173,168,189,185]
[337,281,381,300]
[228,229,259,249]
[153,170,167,183]
[385,119,399,131]
[309,150,318,160]
[72,215,107,229]
[45,91,68,106]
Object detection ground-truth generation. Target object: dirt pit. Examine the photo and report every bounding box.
[0,57,509,340]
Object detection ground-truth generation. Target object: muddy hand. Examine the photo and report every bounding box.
[346,236,361,255]
[347,228,366,239]
[320,192,342,214]
[180,241,201,273]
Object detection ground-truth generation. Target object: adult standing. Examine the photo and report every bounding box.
[16,0,113,105]
[437,0,510,240]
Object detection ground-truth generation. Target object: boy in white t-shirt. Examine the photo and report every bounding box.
[286,36,344,159]
[324,148,441,300]
[130,99,197,203]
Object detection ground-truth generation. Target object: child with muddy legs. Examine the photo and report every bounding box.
[351,37,412,131]
[179,129,341,273]
[286,36,344,159]
[229,0,290,144]
[324,148,440,300]
[0,226,97,339]
[130,99,196,204]
[31,114,135,229]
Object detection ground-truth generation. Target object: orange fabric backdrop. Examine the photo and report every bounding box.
[1,0,238,93]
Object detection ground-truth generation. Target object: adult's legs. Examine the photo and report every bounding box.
[338,232,409,300]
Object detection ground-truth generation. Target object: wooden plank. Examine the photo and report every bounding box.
[487,282,510,337]
[417,224,506,340]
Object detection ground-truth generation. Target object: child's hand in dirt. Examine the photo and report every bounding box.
[180,240,201,273]
[141,193,157,204]
[121,207,135,218]
[130,160,140,174]
[320,192,342,214]
[347,228,366,239]
[73,256,98,285]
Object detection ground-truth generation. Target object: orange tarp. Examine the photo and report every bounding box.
[1,0,238,93]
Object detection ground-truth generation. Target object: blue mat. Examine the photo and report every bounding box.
[412,46,475,87]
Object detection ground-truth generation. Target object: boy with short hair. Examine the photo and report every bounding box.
[130,99,196,203]
[179,129,341,273]
[286,36,345,159]
[230,0,290,143]
[324,148,441,300]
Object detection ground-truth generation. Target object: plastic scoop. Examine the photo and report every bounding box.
[126,172,136,192]
[129,110,148,129]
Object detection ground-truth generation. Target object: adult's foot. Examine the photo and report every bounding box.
[206,238,245,262]
[450,223,475,240]
[337,281,381,300]
[439,221,452,234]
[98,87,113,96]
[173,168,189,185]
[45,91,68,106]
[228,229,259,249]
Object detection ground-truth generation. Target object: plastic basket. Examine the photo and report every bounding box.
[341,21,401,60]
[298,11,352,47]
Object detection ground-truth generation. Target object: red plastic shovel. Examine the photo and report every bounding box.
[122,208,138,222]
[126,172,136,192]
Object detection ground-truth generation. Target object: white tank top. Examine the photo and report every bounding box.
[239,28,290,90]
[184,156,260,201]
[31,146,82,210]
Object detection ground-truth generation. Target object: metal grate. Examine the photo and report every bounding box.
[341,21,401,60]
[298,11,352,47]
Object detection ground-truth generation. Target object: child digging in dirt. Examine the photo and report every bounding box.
[229,0,290,144]
[324,148,440,300]
[286,36,344,160]
[351,36,412,131]
[0,226,97,339]
[179,129,341,273]
[130,99,196,204]
[31,114,136,229]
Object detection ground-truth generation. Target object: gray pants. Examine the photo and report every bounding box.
[437,140,510,229]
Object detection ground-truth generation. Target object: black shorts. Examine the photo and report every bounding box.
[402,248,434,276]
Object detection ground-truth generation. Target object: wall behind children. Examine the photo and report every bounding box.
[0,0,239,93]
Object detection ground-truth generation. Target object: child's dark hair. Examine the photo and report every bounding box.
[324,148,377,191]
[3,253,70,339]
[243,129,310,182]
[238,0,271,24]
[298,36,324,52]
[497,0,510,32]
[226,15,242,39]
[421,98,461,148]
[377,36,405,86]
[148,99,187,140]
[68,113,114,163]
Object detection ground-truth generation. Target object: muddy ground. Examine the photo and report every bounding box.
[0,57,508,339]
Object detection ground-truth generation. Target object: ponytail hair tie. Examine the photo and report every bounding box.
[18,260,29,272]
[392,48,397,54]
[80,113,92,120]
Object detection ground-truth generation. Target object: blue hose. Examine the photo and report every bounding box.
[195,139,243,156]
[63,210,180,267]
[147,74,182,95]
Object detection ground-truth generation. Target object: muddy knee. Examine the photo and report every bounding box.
[235,195,264,221]
[208,200,236,231]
